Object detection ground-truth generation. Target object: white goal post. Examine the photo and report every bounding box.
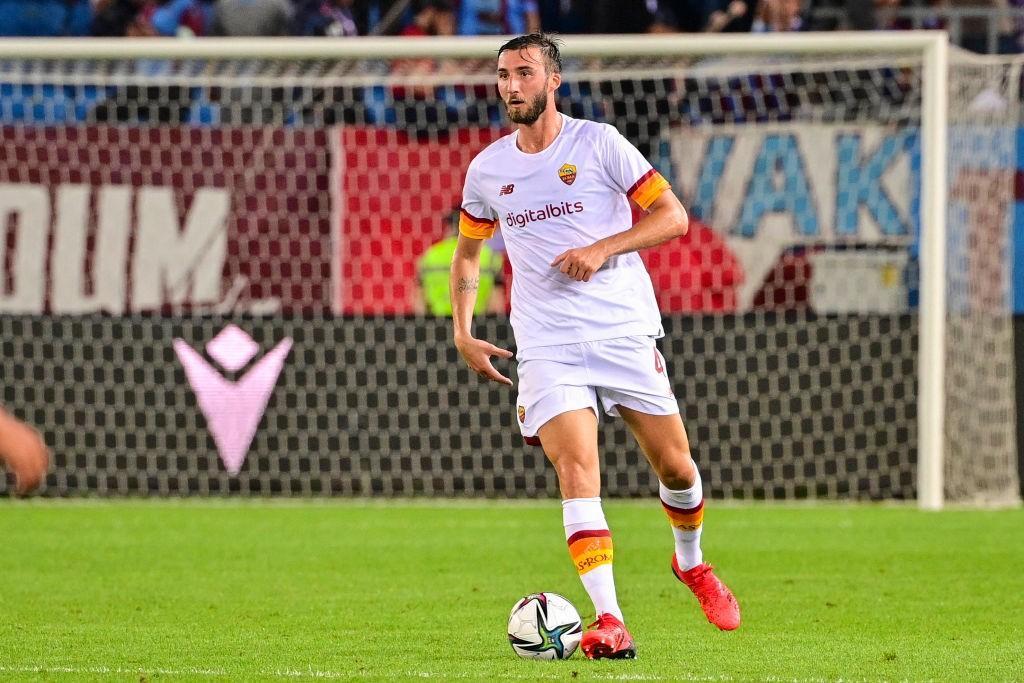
[0,32,1015,509]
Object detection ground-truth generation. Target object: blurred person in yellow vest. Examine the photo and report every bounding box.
[415,208,505,316]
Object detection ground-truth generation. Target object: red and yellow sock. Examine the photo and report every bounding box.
[661,499,704,531]
[562,497,624,622]
[659,474,705,570]
[567,529,614,575]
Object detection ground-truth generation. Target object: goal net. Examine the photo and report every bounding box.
[0,36,1018,505]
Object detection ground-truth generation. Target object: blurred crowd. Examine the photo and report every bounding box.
[0,0,1021,52]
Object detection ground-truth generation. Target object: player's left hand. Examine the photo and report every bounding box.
[551,243,610,282]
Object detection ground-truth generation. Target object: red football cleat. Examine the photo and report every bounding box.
[580,613,637,660]
[672,557,741,631]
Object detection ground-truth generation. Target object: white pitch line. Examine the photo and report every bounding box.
[0,664,229,677]
[0,665,680,681]
[0,665,875,682]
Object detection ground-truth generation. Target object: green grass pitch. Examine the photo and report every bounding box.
[0,500,1021,681]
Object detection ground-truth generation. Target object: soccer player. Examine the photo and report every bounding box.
[0,406,49,495]
[451,34,740,659]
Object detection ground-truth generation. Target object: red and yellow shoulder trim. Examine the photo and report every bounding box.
[627,168,671,210]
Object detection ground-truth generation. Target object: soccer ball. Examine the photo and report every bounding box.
[507,592,583,660]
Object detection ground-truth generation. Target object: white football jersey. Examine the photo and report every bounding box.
[459,113,671,350]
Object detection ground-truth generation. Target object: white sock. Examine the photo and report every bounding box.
[562,497,624,623]
[659,471,705,571]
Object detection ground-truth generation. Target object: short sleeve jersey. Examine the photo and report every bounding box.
[459,113,671,350]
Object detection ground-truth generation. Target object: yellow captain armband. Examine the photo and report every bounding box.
[459,209,498,239]
[627,169,671,210]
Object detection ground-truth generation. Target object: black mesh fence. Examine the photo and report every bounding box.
[0,314,917,499]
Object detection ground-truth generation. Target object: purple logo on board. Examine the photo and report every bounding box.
[173,325,293,475]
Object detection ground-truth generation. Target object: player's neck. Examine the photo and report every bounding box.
[515,109,563,154]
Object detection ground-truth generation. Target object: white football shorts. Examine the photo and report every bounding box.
[515,335,679,440]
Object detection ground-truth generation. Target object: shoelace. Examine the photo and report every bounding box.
[689,566,726,603]
[588,615,620,631]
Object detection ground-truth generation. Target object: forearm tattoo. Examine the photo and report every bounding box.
[457,277,480,293]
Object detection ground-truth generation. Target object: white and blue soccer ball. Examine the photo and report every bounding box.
[507,592,583,660]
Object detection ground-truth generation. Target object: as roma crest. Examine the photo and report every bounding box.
[517,405,526,424]
[558,163,577,186]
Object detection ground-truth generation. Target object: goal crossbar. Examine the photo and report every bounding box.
[0,31,947,60]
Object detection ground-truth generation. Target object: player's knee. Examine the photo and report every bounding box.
[658,452,696,490]
[557,471,601,499]
[548,451,601,498]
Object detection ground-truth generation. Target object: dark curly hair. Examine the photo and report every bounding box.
[497,33,563,75]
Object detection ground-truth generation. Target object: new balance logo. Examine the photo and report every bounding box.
[499,183,515,196]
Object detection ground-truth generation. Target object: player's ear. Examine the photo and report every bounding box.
[548,70,561,94]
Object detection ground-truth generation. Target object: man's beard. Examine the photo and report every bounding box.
[505,92,547,125]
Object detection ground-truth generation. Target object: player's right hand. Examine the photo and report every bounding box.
[0,407,49,496]
[454,336,513,385]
